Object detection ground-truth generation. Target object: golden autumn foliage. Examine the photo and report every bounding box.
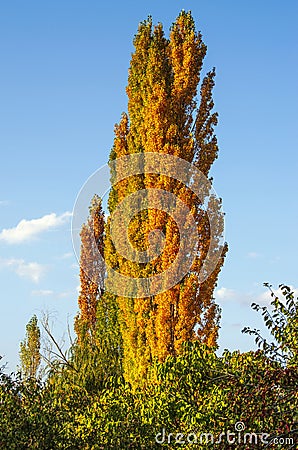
[74,194,105,343]
[104,11,228,386]
[104,11,228,387]
[73,195,123,387]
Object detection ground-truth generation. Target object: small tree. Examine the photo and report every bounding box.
[19,314,41,379]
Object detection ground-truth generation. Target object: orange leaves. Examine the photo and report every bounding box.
[105,11,227,387]
[75,195,105,343]
[194,70,219,176]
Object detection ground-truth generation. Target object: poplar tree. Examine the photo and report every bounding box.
[105,11,228,385]
[74,194,105,342]
[19,315,41,379]
[74,195,122,388]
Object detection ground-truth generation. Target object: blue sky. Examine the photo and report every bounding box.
[0,0,297,371]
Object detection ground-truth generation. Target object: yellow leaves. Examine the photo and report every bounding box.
[103,11,227,388]
[169,12,204,111]
[19,315,41,379]
[75,196,105,342]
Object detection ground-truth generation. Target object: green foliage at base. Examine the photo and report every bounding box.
[1,342,297,449]
[1,284,297,449]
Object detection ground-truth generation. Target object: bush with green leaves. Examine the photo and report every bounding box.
[1,284,297,449]
[243,283,298,367]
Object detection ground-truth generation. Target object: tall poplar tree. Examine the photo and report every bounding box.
[105,11,228,385]
[74,194,105,342]
[74,195,122,388]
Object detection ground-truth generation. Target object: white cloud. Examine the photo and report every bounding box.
[215,285,298,308]
[255,285,298,306]
[60,252,73,259]
[247,251,261,259]
[0,200,9,206]
[31,289,74,298]
[0,258,46,283]
[58,291,72,298]
[31,289,53,296]
[0,212,72,244]
[215,287,237,300]
[215,287,261,306]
